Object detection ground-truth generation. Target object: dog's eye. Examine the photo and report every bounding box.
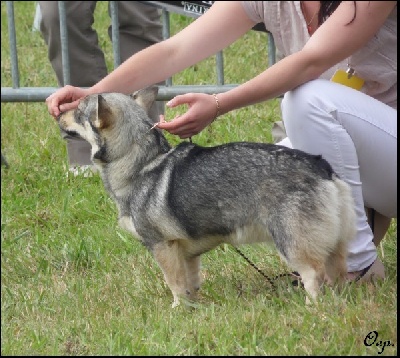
[74,108,86,124]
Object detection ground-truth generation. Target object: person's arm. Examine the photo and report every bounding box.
[46,1,256,117]
[91,1,255,94]
[159,1,396,138]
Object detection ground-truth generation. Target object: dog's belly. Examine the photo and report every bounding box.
[183,223,274,256]
[227,223,273,246]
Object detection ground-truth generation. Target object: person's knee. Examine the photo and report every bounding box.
[39,1,88,30]
[39,2,60,30]
[116,2,162,44]
[117,1,162,28]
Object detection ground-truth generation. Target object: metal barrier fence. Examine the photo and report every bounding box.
[1,1,276,102]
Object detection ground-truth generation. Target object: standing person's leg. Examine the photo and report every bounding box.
[280,79,397,278]
[109,1,164,122]
[112,1,163,59]
[39,1,107,170]
[39,1,107,86]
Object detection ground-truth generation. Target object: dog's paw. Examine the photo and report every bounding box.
[171,296,181,308]
[305,296,313,305]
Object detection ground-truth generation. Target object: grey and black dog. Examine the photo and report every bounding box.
[57,86,356,306]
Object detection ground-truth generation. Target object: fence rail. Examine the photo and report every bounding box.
[1,1,276,103]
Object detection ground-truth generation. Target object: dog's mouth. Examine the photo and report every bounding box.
[58,124,81,138]
[59,126,81,138]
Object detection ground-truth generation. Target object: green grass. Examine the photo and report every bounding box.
[1,1,397,356]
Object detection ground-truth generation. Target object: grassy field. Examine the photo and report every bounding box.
[1,1,397,356]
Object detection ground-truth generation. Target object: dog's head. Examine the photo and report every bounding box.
[57,86,160,163]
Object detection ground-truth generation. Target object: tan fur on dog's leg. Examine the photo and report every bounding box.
[152,240,189,307]
[185,255,201,301]
[296,263,325,304]
[324,239,348,288]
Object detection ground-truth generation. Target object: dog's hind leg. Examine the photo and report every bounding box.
[152,240,193,307]
[280,231,326,303]
[324,239,348,287]
[291,259,325,304]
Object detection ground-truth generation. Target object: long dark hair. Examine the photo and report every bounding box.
[318,1,357,25]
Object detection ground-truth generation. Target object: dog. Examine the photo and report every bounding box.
[57,86,356,306]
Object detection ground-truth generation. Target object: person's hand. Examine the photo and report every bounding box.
[157,93,219,139]
[46,85,90,118]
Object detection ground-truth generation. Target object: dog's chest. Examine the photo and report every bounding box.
[118,215,143,242]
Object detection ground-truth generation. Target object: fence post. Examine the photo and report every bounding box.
[6,1,19,89]
[109,1,121,68]
[58,1,70,85]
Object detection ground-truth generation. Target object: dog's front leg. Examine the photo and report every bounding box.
[185,255,201,301]
[152,240,192,308]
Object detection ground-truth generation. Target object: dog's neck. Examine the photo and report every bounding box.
[95,128,171,198]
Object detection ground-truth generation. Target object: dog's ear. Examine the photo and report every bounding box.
[93,94,113,129]
[130,86,158,114]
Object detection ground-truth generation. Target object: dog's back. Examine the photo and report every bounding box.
[144,141,337,242]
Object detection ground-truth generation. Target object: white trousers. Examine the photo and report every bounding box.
[278,79,397,272]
